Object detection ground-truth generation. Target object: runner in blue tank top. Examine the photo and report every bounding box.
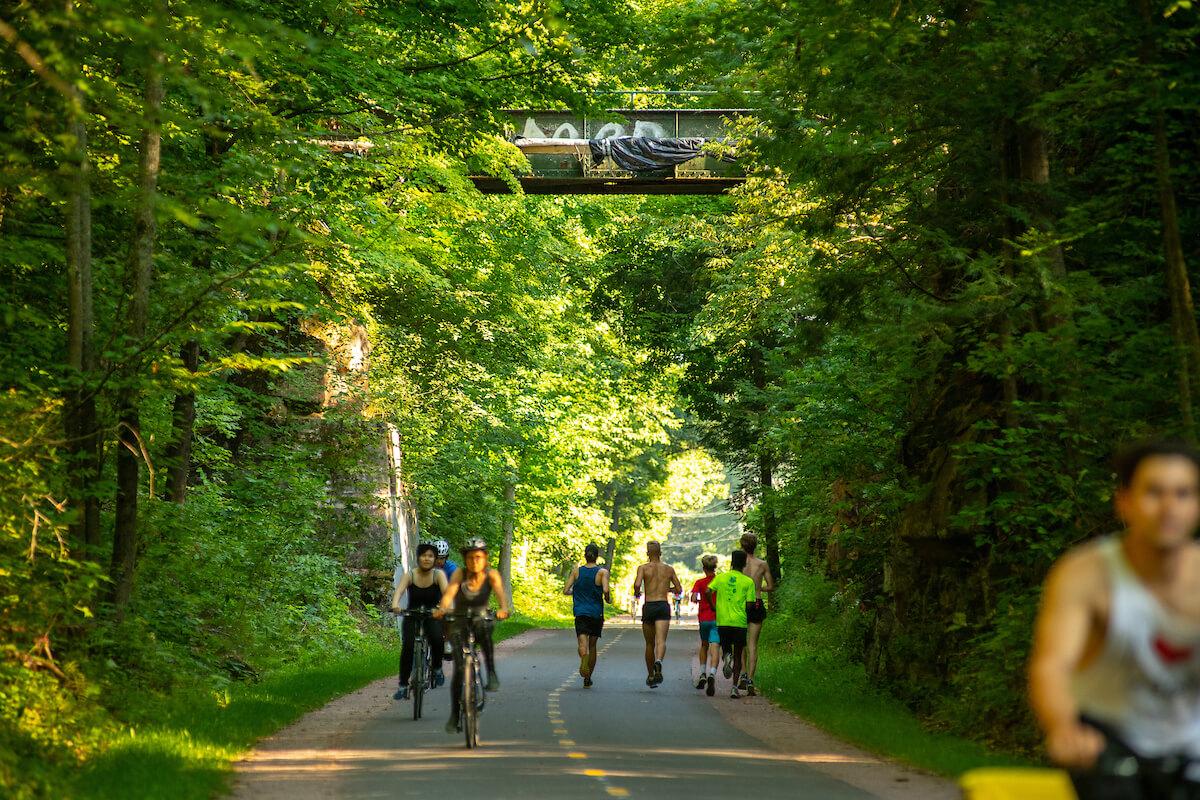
[564,543,611,687]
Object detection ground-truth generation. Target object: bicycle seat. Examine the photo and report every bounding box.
[959,768,1076,800]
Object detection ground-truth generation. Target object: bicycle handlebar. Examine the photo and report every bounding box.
[441,610,496,624]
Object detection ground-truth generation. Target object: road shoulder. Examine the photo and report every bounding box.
[691,659,958,800]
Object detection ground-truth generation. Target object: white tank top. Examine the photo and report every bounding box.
[1071,536,1200,758]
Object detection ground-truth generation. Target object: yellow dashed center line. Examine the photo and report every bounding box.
[544,631,629,798]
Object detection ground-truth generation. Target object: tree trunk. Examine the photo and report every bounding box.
[499,479,516,595]
[164,341,199,503]
[64,113,101,553]
[609,484,622,536]
[110,45,164,613]
[1152,112,1200,428]
[1138,0,1200,434]
[758,450,782,585]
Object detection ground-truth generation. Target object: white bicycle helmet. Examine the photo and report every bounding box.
[460,537,488,554]
[432,539,450,558]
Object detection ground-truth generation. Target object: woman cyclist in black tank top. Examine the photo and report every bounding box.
[390,543,448,700]
[434,537,510,733]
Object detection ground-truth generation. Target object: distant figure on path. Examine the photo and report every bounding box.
[690,554,721,696]
[1029,441,1200,798]
[633,541,682,687]
[709,550,757,699]
[564,543,611,688]
[740,533,775,696]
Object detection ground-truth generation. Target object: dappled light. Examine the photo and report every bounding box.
[2,0,1199,798]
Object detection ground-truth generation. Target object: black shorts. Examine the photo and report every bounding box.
[718,625,747,648]
[574,615,604,638]
[642,600,671,624]
[746,599,766,625]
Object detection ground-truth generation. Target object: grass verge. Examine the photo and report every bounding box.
[755,634,1029,777]
[72,612,563,800]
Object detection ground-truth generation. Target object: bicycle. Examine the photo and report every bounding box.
[960,750,1200,799]
[959,768,1075,799]
[443,609,494,749]
[400,608,438,721]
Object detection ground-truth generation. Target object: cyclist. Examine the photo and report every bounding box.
[690,555,720,696]
[433,538,458,579]
[433,539,457,662]
[564,543,611,687]
[1029,440,1200,798]
[633,541,683,687]
[390,542,447,699]
[434,537,510,734]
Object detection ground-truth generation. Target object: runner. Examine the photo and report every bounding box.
[389,542,448,699]
[633,541,682,687]
[739,532,775,696]
[690,554,720,697]
[709,550,757,699]
[563,543,611,687]
[434,537,510,734]
[1029,440,1200,798]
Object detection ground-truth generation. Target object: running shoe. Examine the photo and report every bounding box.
[433,670,445,688]
[652,660,663,686]
[706,676,715,697]
[646,673,656,687]
[722,651,733,679]
[393,685,409,700]
[738,674,750,691]
[695,675,707,690]
[730,686,741,699]
[486,673,500,692]
[746,678,756,696]
[583,676,593,688]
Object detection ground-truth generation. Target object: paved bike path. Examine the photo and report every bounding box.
[230,623,955,799]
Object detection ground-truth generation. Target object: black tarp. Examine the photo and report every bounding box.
[589,136,711,173]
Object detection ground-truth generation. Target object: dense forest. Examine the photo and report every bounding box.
[2,0,1199,796]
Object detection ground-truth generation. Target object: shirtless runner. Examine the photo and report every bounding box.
[633,541,682,687]
[739,533,775,696]
[1029,440,1200,798]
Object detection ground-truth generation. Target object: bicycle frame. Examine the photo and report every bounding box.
[444,610,494,748]
[401,609,437,721]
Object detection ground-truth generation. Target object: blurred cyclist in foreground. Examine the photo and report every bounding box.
[1030,440,1200,799]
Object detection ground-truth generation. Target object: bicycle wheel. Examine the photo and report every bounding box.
[412,638,425,721]
[462,656,478,748]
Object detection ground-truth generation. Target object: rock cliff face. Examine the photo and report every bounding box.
[302,319,418,585]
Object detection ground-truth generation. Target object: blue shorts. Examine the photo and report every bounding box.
[699,621,720,644]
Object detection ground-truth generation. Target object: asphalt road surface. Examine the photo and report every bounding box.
[231,622,955,800]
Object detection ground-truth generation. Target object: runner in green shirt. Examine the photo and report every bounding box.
[707,550,758,698]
